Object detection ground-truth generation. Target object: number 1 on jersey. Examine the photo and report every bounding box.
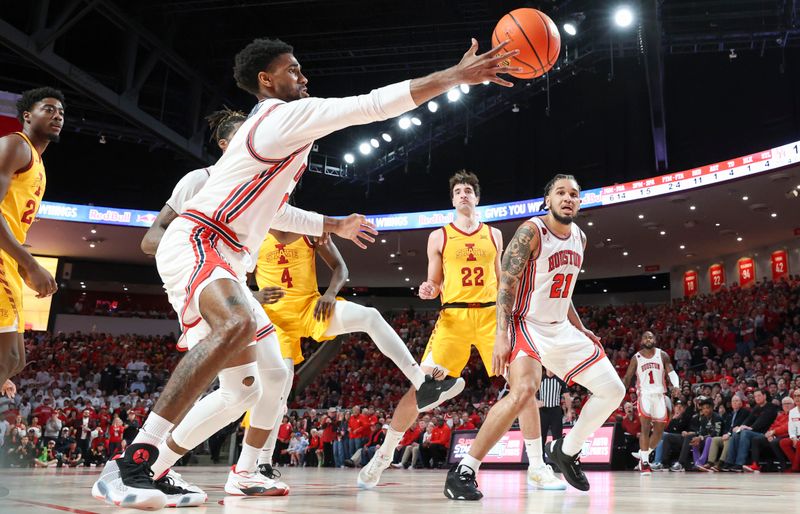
[648,370,655,384]
[281,268,293,288]
[549,273,574,298]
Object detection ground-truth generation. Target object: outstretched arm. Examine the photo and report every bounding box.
[492,221,539,376]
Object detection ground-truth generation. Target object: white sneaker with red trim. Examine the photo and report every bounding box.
[224,465,290,496]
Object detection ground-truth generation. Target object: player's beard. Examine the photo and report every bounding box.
[551,209,574,225]
[47,133,60,143]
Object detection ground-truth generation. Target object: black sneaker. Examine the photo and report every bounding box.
[258,463,281,480]
[416,375,465,412]
[730,464,743,473]
[545,438,590,491]
[154,473,205,508]
[91,443,166,509]
[344,459,355,468]
[444,464,483,501]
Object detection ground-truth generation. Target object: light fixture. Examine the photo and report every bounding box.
[482,80,490,85]
[563,22,577,36]
[637,214,644,219]
[562,13,585,37]
[358,142,372,155]
[606,237,612,242]
[89,243,96,248]
[346,278,350,282]
[81,284,86,289]
[637,264,642,268]
[427,101,439,113]
[397,266,403,271]
[742,195,749,201]
[381,133,392,142]
[123,287,128,291]
[659,230,666,235]
[370,138,380,148]
[580,269,585,273]
[390,253,396,258]
[587,221,594,226]
[405,277,410,282]
[651,275,657,279]
[680,245,685,249]
[737,236,743,242]
[344,153,355,164]
[447,88,461,102]
[771,212,777,218]
[98,134,106,144]
[613,5,634,27]
[603,289,608,293]
[622,251,628,256]
[90,226,97,234]
[690,205,696,210]
[380,239,387,243]
[511,104,520,113]
[715,222,721,227]
[459,84,470,94]
[398,117,412,130]
[411,117,421,126]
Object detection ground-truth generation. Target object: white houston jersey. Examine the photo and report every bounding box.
[634,350,666,395]
[180,81,415,254]
[166,168,209,213]
[512,216,584,324]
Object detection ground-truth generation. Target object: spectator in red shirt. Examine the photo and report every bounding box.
[274,415,293,466]
[347,406,369,458]
[421,417,450,469]
[107,416,125,456]
[320,415,337,467]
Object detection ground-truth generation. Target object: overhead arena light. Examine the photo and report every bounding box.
[381,133,392,142]
[411,117,421,126]
[563,23,577,36]
[613,5,634,28]
[370,138,380,148]
[447,88,461,102]
[398,116,412,130]
[459,84,470,94]
[358,142,372,155]
[562,12,585,36]
[427,101,439,113]
[343,153,355,164]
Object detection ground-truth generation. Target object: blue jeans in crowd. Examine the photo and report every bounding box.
[333,439,346,468]
[726,429,762,466]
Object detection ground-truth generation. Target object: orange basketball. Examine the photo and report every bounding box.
[492,8,561,79]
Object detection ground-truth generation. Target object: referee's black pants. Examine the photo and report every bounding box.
[540,406,563,450]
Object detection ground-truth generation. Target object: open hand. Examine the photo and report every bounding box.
[453,38,523,87]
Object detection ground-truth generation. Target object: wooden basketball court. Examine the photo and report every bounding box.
[1,466,796,513]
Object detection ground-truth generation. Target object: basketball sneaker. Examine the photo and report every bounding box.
[545,438,590,491]
[640,460,651,475]
[258,463,282,480]
[527,464,567,490]
[91,444,166,510]
[443,464,483,501]
[357,451,392,489]
[416,375,466,412]
[225,465,290,496]
[156,469,207,507]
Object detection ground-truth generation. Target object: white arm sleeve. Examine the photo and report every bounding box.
[270,203,324,236]
[668,370,680,389]
[253,80,416,159]
[165,168,210,213]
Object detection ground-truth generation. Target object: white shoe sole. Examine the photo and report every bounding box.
[224,484,290,496]
[165,491,207,507]
[92,479,167,510]
[527,480,567,491]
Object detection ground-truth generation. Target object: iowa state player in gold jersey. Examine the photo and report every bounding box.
[0,87,63,399]
[231,227,464,492]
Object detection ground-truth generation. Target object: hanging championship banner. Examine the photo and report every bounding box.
[771,250,789,281]
[737,257,756,288]
[683,270,698,297]
[709,263,725,293]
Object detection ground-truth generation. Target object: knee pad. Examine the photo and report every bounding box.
[218,361,263,410]
[249,365,291,430]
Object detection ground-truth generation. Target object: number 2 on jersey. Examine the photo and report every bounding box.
[549,273,574,298]
[21,199,36,225]
[461,266,484,287]
[281,268,293,288]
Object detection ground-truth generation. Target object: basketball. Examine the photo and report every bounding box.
[492,8,561,79]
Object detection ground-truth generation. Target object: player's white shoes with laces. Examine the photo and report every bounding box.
[158,469,207,507]
[225,465,290,496]
[91,455,166,510]
[527,464,567,490]
[357,451,392,489]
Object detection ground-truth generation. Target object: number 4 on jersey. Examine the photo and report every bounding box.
[549,273,574,298]
[281,268,293,288]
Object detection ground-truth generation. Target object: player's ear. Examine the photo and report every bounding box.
[258,71,272,88]
[217,139,228,152]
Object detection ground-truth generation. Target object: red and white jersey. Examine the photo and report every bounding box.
[634,350,666,395]
[179,80,415,255]
[165,168,209,213]
[512,216,584,324]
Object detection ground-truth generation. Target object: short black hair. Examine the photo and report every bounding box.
[449,170,480,198]
[205,107,246,142]
[542,173,579,210]
[233,38,294,95]
[16,87,65,123]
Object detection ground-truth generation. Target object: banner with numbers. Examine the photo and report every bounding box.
[683,270,698,297]
[709,263,725,293]
[737,257,756,288]
[771,250,789,281]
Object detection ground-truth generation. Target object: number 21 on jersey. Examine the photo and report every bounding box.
[549,273,574,298]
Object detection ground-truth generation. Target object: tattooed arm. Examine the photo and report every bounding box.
[492,221,539,376]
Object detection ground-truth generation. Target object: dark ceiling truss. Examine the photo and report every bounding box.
[0,0,234,164]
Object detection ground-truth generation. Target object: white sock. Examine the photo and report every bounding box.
[562,360,624,456]
[151,441,183,478]
[324,302,426,389]
[458,454,481,475]
[131,412,174,448]
[641,449,651,463]
[379,428,404,458]
[525,437,545,468]
[236,443,262,473]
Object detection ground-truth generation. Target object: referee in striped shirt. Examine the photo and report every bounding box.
[538,368,574,451]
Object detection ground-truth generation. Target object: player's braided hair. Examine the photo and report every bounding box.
[16,87,66,123]
[541,173,579,210]
[205,107,246,142]
[233,38,294,95]
[449,170,480,199]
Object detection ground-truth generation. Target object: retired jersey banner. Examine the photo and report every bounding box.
[709,263,725,293]
[737,257,756,288]
[771,250,789,281]
[683,270,698,297]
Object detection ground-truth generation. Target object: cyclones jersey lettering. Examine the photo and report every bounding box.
[634,351,666,394]
[512,216,584,324]
[2,132,46,244]
[255,233,318,298]
[440,223,497,304]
